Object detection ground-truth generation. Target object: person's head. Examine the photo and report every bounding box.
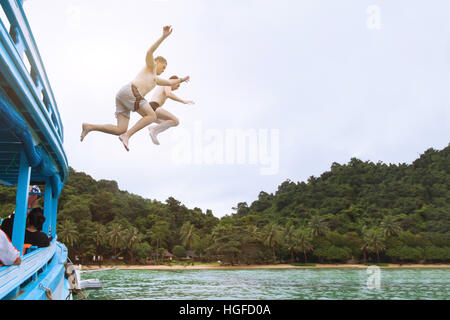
[28,185,41,209]
[169,75,180,90]
[155,56,167,75]
[26,207,45,231]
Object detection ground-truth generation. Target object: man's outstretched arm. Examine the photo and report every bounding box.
[156,75,190,86]
[146,25,172,70]
[165,87,194,105]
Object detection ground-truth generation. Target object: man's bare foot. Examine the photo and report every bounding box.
[80,123,90,142]
[148,126,160,145]
[119,134,130,151]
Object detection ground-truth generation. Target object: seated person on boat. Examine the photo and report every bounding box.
[24,208,50,248]
[0,229,21,266]
[1,185,41,240]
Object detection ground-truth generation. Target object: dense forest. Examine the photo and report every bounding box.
[0,145,449,265]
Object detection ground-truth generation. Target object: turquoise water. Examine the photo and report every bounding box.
[80,268,450,300]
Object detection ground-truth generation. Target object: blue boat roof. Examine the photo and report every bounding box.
[0,0,70,301]
[0,0,68,195]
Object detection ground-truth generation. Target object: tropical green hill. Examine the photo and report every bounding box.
[0,144,448,265]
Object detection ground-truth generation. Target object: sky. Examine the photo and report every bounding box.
[20,0,450,218]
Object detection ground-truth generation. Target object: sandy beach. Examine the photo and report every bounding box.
[81,263,450,271]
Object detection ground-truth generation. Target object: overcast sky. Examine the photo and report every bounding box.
[22,0,450,217]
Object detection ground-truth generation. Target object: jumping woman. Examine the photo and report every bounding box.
[147,75,194,145]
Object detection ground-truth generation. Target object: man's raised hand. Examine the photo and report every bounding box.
[163,25,173,38]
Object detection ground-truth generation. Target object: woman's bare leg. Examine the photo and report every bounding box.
[81,114,129,141]
[119,103,157,151]
[148,108,179,145]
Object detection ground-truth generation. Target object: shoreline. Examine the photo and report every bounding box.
[81,263,450,271]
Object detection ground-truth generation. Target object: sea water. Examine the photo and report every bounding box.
[80,268,450,300]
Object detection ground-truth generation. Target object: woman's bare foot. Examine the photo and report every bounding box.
[80,123,91,142]
[119,134,130,151]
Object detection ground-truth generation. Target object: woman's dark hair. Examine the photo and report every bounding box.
[27,207,45,231]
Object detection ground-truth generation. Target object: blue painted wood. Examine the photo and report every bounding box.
[11,149,30,255]
[0,44,67,184]
[0,1,68,191]
[42,179,52,236]
[0,241,66,299]
[1,1,63,139]
[17,241,69,300]
[51,197,57,239]
[0,0,70,300]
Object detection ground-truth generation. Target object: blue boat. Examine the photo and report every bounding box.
[0,0,70,300]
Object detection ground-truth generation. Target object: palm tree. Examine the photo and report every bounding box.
[107,223,124,260]
[361,227,386,263]
[284,225,297,264]
[380,215,402,238]
[263,223,281,264]
[91,223,106,266]
[148,221,170,264]
[308,215,329,238]
[57,219,79,248]
[361,225,375,263]
[180,222,199,265]
[368,230,386,263]
[122,226,143,265]
[361,234,370,264]
[209,224,240,265]
[295,228,314,263]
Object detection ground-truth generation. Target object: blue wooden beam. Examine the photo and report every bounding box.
[50,197,57,239]
[11,149,30,255]
[42,178,52,236]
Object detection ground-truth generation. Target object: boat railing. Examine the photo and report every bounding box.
[0,239,58,299]
[0,0,64,146]
[0,0,69,300]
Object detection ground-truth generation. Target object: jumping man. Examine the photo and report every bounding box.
[80,26,190,151]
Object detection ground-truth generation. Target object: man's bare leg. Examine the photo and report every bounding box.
[148,108,179,145]
[81,114,129,142]
[119,103,157,151]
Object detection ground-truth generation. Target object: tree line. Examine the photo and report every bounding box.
[0,144,448,265]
